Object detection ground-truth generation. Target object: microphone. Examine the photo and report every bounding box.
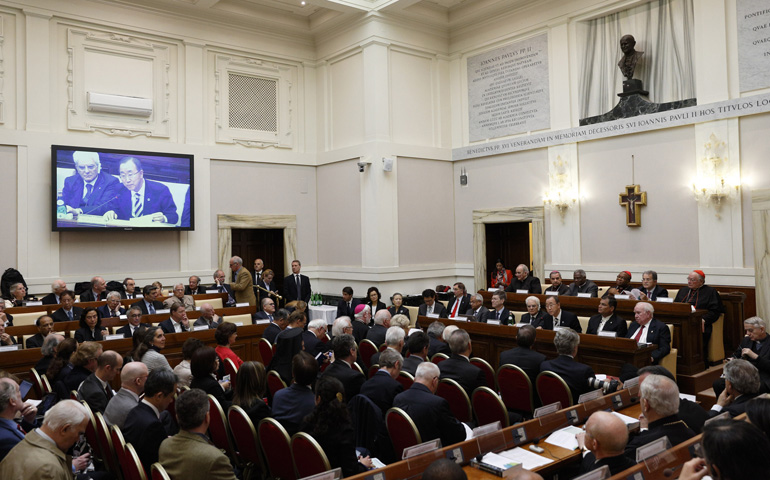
[80,195,120,215]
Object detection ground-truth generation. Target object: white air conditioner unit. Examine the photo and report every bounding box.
[86,92,153,117]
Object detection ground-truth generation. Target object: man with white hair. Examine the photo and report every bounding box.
[303,319,330,358]
[438,329,486,398]
[0,399,89,479]
[104,361,149,429]
[625,302,670,364]
[193,303,222,329]
[540,328,595,404]
[674,270,724,365]
[80,276,108,302]
[506,264,542,294]
[360,348,404,414]
[708,358,760,418]
[714,316,770,396]
[332,316,354,338]
[116,307,143,338]
[0,377,38,461]
[97,290,126,318]
[351,305,371,344]
[466,293,489,322]
[229,256,257,306]
[371,326,405,366]
[41,279,67,305]
[427,321,451,357]
[366,309,392,346]
[184,275,205,296]
[163,283,195,311]
[61,150,121,216]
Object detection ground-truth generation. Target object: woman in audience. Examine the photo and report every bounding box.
[391,314,411,334]
[4,283,27,307]
[46,337,77,384]
[123,323,149,363]
[134,326,172,373]
[60,341,102,395]
[190,346,231,409]
[214,322,243,369]
[74,307,107,343]
[232,361,271,426]
[388,292,410,320]
[174,337,205,388]
[301,376,372,476]
[490,259,512,289]
[746,393,770,439]
[35,334,62,374]
[366,287,386,318]
[152,281,164,296]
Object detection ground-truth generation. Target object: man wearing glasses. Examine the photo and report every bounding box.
[116,308,144,338]
[61,150,121,216]
[103,156,178,224]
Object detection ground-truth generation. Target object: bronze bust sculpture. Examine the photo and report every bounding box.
[617,34,644,80]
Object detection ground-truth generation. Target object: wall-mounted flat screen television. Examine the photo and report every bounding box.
[52,145,193,231]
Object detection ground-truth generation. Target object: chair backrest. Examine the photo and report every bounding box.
[223,357,239,388]
[291,432,331,479]
[396,371,414,390]
[536,371,573,408]
[358,339,378,368]
[79,400,102,461]
[70,390,79,400]
[9,312,40,326]
[228,405,266,476]
[29,368,44,397]
[94,412,121,480]
[385,407,422,459]
[110,424,128,470]
[436,378,473,423]
[258,338,274,365]
[207,395,237,462]
[257,417,296,480]
[496,364,534,414]
[472,386,510,428]
[150,463,171,480]
[224,313,252,325]
[41,374,52,395]
[470,357,496,389]
[124,443,148,480]
[195,297,223,309]
[430,353,449,364]
[368,363,380,378]
[352,361,366,378]
[267,369,287,396]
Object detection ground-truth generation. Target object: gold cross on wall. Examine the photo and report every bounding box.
[619,184,647,227]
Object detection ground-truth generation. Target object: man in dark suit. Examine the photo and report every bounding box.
[393,362,466,447]
[272,351,318,435]
[417,289,447,318]
[79,276,108,302]
[60,150,122,216]
[483,289,510,324]
[403,331,429,376]
[639,366,708,434]
[625,302,671,364]
[322,334,365,402]
[283,259,311,303]
[427,321,451,358]
[506,264,542,294]
[304,319,331,359]
[708,359,760,418]
[521,296,551,329]
[360,348,404,414]
[121,277,139,300]
[212,269,236,307]
[122,369,178,474]
[577,411,635,477]
[540,328,595,404]
[184,275,205,295]
[25,315,54,349]
[638,270,668,301]
[565,269,599,297]
[131,285,164,315]
[103,156,179,224]
[97,291,126,319]
[544,295,581,332]
[499,325,545,386]
[259,305,287,343]
[544,270,569,295]
[714,316,770,397]
[674,270,724,364]
[438,329,486,398]
[158,304,191,334]
[446,282,471,318]
[366,310,391,347]
[40,279,67,305]
[0,377,39,462]
[465,293,489,322]
[116,308,144,339]
[370,326,405,367]
[586,296,628,337]
[51,290,83,323]
[77,350,122,414]
[336,286,360,319]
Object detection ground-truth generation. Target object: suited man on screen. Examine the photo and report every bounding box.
[61,150,121,216]
[103,156,179,224]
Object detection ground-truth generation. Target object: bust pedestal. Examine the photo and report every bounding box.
[618,78,649,97]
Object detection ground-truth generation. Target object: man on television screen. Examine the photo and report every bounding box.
[103,157,179,224]
[61,150,121,216]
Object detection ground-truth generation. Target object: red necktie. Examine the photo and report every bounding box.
[17,423,25,435]
[451,299,460,317]
[633,325,645,342]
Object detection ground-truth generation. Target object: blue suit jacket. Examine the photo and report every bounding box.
[97,304,126,319]
[123,402,169,474]
[61,171,121,215]
[271,383,316,436]
[540,354,595,404]
[110,179,179,224]
[0,417,35,462]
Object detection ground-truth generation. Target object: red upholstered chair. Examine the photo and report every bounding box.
[378,343,388,352]
[472,387,509,428]
[368,364,380,378]
[223,357,239,389]
[29,368,44,397]
[94,412,121,480]
[396,371,414,390]
[536,371,572,409]
[79,401,103,462]
[385,407,422,460]
[228,405,266,480]
[470,357,496,389]
[150,463,171,480]
[430,353,449,365]
[436,378,473,423]
[291,432,331,479]
[258,338,274,365]
[258,418,296,480]
[207,395,238,464]
[123,443,148,480]
[267,369,287,396]
[70,390,79,400]
[352,361,366,378]
[110,425,128,472]
[358,339,378,369]
[41,374,52,395]
[497,364,535,415]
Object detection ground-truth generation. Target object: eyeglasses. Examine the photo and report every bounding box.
[119,171,140,180]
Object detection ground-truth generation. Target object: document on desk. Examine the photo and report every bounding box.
[498,447,554,470]
[611,411,641,430]
[544,425,583,450]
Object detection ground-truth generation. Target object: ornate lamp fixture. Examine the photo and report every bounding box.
[543,155,578,218]
[691,133,740,215]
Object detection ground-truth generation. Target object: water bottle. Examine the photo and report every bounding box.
[56,193,66,218]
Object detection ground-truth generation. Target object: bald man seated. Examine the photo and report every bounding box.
[577,411,635,476]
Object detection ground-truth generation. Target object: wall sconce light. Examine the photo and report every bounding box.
[543,155,578,218]
[691,133,740,216]
[459,167,468,186]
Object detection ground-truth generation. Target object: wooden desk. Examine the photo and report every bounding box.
[5,293,230,316]
[416,316,656,377]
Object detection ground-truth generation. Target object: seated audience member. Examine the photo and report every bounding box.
[194,303,222,329]
[565,269,598,297]
[153,281,164,294]
[418,289,447,318]
[78,350,122,414]
[212,269,237,307]
[4,283,26,308]
[544,295,581,332]
[427,321,451,358]
[46,337,77,389]
[160,388,236,480]
[122,277,138,300]
[58,342,102,399]
[159,304,191,334]
[332,316,354,338]
[301,376,373,476]
[388,292,410,320]
[366,286,387,320]
[602,270,634,298]
[625,302,671,364]
[214,322,243,369]
[370,326,404,366]
[360,348,404,414]
[303,319,330,360]
[232,361,271,427]
[746,394,770,438]
[74,307,108,343]
[438,329,486,398]
[714,316,770,397]
[586,296,628,337]
[322,334,365,401]
[638,365,708,434]
[447,282,471,318]
[484,289,511,325]
[134,326,172,373]
[506,264,542,294]
[624,374,695,460]
[123,369,179,474]
[709,358,760,418]
[97,291,126,319]
[35,334,64,374]
[540,329,595,404]
[163,283,195,311]
[260,305,287,342]
[116,307,143,338]
[0,322,15,347]
[500,324,545,387]
[41,279,67,305]
[679,419,770,480]
[191,346,231,409]
[577,411,635,476]
[0,377,39,461]
[174,338,205,388]
[390,313,410,336]
[184,275,205,296]
[674,270,724,364]
[393,362,466,446]
[51,290,83,323]
[26,315,54,349]
[131,285,164,315]
[104,361,148,429]
[254,297,277,323]
[521,296,550,329]
[422,458,467,480]
[366,309,391,346]
[544,270,568,295]
[465,293,489,322]
[403,331,430,377]
[0,400,89,478]
[125,324,149,363]
[490,259,512,289]
[270,311,306,383]
[272,351,317,435]
[638,270,668,301]
[352,305,371,343]
[0,304,12,327]
[79,276,107,302]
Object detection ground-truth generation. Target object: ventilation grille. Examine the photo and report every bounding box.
[228,73,278,131]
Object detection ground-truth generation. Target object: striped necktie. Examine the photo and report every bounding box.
[132,192,143,217]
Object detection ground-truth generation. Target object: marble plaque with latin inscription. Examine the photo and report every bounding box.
[738,0,770,92]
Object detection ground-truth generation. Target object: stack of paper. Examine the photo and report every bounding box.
[498,447,554,470]
[544,425,583,450]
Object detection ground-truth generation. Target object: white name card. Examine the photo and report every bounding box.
[234,322,244,326]
[614,294,631,300]
[195,306,201,311]
[487,288,499,292]
[473,421,502,437]
[297,468,342,480]
[534,401,562,418]
[426,313,440,319]
[193,325,209,331]
[206,289,219,294]
[105,334,124,341]
[636,436,671,463]
[0,345,21,352]
[236,303,249,308]
[402,439,442,460]
[514,323,528,327]
[516,289,528,294]
[571,465,610,480]
[134,294,144,299]
[26,301,42,306]
[598,331,617,338]
[578,389,604,404]
[487,319,500,325]
[156,309,170,314]
[657,297,674,303]
[545,291,558,296]
[255,319,270,325]
[577,293,592,298]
